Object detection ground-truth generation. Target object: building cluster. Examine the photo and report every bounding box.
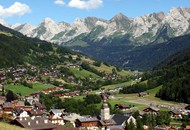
[0,92,138,130]
[0,88,189,130]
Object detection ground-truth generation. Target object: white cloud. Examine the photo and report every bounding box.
[0,2,31,19]
[68,0,103,10]
[54,0,65,6]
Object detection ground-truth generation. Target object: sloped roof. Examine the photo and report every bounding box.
[15,117,56,130]
[16,101,25,106]
[3,102,12,108]
[49,109,62,114]
[28,110,46,115]
[112,114,130,125]
[77,117,99,122]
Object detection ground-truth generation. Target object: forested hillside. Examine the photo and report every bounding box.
[0,24,74,68]
[155,48,190,103]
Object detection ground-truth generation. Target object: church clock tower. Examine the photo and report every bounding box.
[101,97,110,121]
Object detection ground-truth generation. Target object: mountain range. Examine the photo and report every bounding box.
[1,7,189,45]
[1,7,190,70]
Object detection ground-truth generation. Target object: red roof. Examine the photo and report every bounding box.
[34,103,46,109]
[186,126,190,130]
[54,94,62,97]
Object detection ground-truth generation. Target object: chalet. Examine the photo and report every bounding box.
[107,114,136,130]
[12,100,25,109]
[13,117,56,130]
[3,102,13,114]
[25,92,40,105]
[63,113,83,127]
[25,96,39,105]
[48,115,64,125]
[25,95,40,105]
[33,102,46,110]
[43,87,57,94]
[169,110,182,119]
[143,107,160,115]
[63,92,78,98]
[138,92,149,97]
[23,106,33,112]
[49,109,63,117]
[75,117,101,128]
[28,110,46,117]
[13,109,29,118]
[115,104,131,111]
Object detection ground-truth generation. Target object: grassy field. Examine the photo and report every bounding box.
[91,64,115,73]
[101,80,137,90]
[113,85,185,111]
[0,31,13,37]
[69,68,100,79]
[5,82,55,96]
[0,122,27,130]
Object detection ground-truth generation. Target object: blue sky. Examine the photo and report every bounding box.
[0,0,190,25]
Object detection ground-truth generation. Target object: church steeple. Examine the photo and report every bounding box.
[101,94,110,121]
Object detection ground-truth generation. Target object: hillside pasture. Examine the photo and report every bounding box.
[5,82,54,96]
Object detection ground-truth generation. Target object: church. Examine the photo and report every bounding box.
[75,94,136,130]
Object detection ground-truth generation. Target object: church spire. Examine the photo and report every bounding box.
[101,93,110,121]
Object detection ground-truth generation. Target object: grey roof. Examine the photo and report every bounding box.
[14,109,24,116]
[16,101,25,106]
[15,117,56,130]
[108,125,123,130]
[150,107,160,112]
[3,102,12,108]
[111,114,129,125]
[49,109,62,114]
[77,117,99,122]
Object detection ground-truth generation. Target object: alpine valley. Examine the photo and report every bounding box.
[1,2,190,130]
[2,7,190,70]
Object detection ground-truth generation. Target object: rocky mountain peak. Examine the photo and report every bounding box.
[111,13,129,21]
[6,7,190,44]
[43,17,55,24]
[11,23,22,29]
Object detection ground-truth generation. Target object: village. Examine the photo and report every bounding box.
[0,65,189,130]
